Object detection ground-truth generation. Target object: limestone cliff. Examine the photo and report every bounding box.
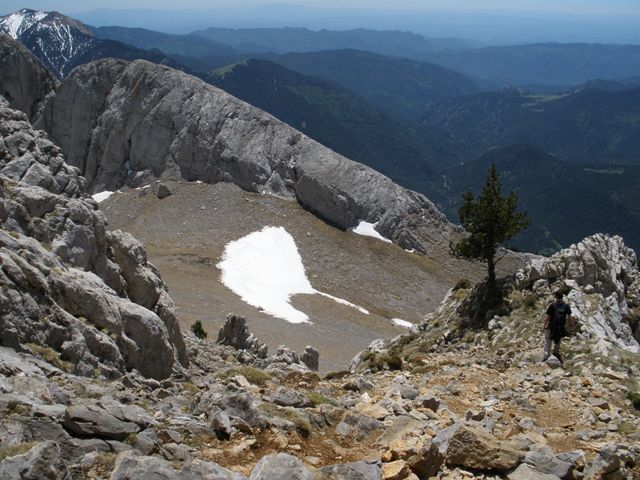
[36,59,459,254]
[0,96,187,378]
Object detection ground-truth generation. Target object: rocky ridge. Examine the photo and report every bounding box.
[0,96,186,378]
[34,57,458,255]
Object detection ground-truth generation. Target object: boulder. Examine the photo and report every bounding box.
[434,423,524,472]
[62,404,140,441]
[0,441,70,480]
[301,345,319,371]
[217,315,268,358]
[316,460,382,480]
[249,453,314,480]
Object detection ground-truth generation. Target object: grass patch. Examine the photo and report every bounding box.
[307,391,340,407]
[0,442,36,461]
[453,278,472,291]
[259,403,312,437]
[219,366,271,386]
[24,343,73,372]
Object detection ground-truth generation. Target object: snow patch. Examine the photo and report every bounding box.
[391,318,414,329]
[92,191,114,203]
[351,221,392,243]
[218,226,370,324]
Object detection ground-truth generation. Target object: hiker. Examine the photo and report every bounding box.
[542,290,572,362]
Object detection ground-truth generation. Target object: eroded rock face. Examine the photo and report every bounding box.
[519,234,640,351]
[0,96,186,378]
[0,34,56,122]
[36,59,458,254]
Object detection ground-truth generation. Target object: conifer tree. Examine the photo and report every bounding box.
[451,163,530,292]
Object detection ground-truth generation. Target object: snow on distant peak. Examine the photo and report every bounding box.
[351,220,392,243]
[0,9,47,39]
[218,226,370,324]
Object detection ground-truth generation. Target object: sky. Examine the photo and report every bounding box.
[3,1,640,16]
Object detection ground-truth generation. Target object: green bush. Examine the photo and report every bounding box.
[453,278,472,291]
[628,391,640,411]
[190,320,207,339]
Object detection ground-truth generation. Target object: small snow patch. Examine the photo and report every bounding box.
[92,191,114,203]
[218,226,369,324]
[351,221,392,243]
[391,318,414,329]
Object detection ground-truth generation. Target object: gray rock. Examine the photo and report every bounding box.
[301,345,319,371]
[37,58,460,254]
[585,444,624,480]
[0,441,70,480]
[414,395,440,412]
[269,386,313,408]
[110,450,246,480]
[508,464,561,480]
[524,449,574,479]
[249,453,314,480]
[210,407,233,440]
[156,182,172,199]
[0,35,56,121]
[62,404,140,440]
[217,315,268,358]
[316,459,382,480]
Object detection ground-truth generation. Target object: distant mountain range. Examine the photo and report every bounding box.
[0,9,183,78]
[420,43,640,88]
[206,59,463,193]
[422,86,640,164]
[270,50,487,120]
[3,8,640,254]
[437,144,640,254]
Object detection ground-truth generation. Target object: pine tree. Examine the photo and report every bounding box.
[451,163,530,292]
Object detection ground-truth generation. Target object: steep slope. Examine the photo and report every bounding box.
[207,59,460,189]
[422,87,640,164]
[273,49,486,120]
[0,95,187,378]
[0,8,184,78]
[36,58,461,255]
[421,43,640,87]
[435,144,640,254]
[0,34,56,121]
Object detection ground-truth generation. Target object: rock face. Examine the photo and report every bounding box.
[519,234,640,351]
[0,96,186,378]
[36,58,458,254]
[0,34,56,122]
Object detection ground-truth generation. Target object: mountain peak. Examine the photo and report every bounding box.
[0,9,48,39]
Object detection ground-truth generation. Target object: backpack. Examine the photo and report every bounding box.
[549,301,570,341]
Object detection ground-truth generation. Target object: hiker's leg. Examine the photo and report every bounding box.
[553,338,561,357]
[543,329,552,360]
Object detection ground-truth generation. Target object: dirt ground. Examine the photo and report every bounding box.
[100,181,482,372]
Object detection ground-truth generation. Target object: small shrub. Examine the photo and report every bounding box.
[523,293,538,310]
[453,278,472,291]
[259,404,312,437]
[323,370,350,380]
[628,392,640,411]
[190,320,207,339]
[363,352,403,372]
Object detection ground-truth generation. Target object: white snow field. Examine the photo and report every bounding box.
[92,191,114,203]
[218,226,369,323]
[391,318,415,329]
[351,220,392,243]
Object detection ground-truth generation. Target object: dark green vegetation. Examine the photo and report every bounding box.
[422,86,640,165]
[438,145,640,254]
[207,59,463,191]
[451,164,530,290]
[421,43,640,87]
[272,49,484,120]
[190,320,207,339]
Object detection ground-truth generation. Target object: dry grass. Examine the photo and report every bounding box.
[0,442,36,461]
[23,343,73,372]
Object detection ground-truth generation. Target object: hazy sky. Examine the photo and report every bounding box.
[3,1,640,16]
